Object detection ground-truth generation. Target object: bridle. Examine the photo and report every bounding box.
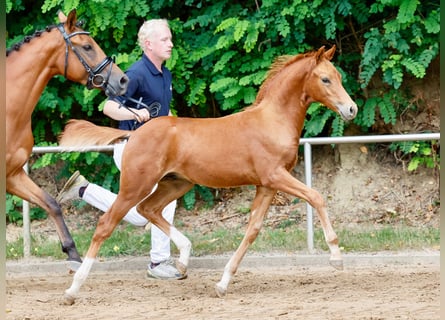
[57,23,114,90]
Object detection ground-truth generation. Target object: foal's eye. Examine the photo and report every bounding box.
[322,77,331,84]
[82,44,93,51]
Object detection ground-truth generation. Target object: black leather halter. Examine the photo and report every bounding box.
[57,23,114,90]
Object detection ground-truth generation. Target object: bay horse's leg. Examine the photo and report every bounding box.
[136,175,194,275]
[270,169,343,268]
[64,197,134,304]
[6,170,82,265]
[215,186,276,297]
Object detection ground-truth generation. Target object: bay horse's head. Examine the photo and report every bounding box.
[305,46,357,121]
[57,9,128,96]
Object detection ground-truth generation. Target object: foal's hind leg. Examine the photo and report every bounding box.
[136,176,194,275]
[6,170,82,266]
[215,186,276,297]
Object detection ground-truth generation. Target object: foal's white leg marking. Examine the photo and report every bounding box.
[325,229,341,257]
[324,228,343,270]
[215,255,234,297]
[64,257,95,300]
[170,227,191,272]
[319,211,343,269]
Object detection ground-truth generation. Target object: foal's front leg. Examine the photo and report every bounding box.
[273,170,343,269]
[215,187,275,297]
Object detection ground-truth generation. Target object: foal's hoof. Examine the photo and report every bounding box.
[329,259,344,270]
[175,261,187,276]
[62,293,76,306]
[66,260,81,273]
[215,284,227,298]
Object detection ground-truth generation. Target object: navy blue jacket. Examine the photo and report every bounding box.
[112,54,172,130]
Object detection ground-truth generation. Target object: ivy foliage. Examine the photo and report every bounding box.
[6,0,439,214]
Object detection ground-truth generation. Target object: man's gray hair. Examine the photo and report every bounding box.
[138,19,170,50]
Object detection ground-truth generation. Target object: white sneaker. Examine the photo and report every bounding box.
[57,171,89,204]
[147,258,187,280]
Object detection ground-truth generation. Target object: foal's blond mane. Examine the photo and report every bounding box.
[250,50,318,107]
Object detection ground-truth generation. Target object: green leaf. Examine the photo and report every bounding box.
[277,17,290,38]
[213,51,237,73]
[409,143,419,153]
[62,0,81,15]
[6,0,12,13]
[304,105,335,137]
[195,185,214,207]
[397,0,419,24]
[362,97,378,127]
[215,17,239,33]
[42,0,62,13]
[233,20,249,42]
[262,0,280,9]
[183,189,196,211]
[223,85,242,99]
[420,147,432,156]
[337,0,352,16]
[187,79,207,106]
[209,77,238,93]
[244,24,261,53]
[380,94,397,125]
[243,87,257,105]
[331,116,345,137]
[424,10,440,34]
[407,157,421,171]
[239,70,267,86]
[215,35,233,50]
[401,57,426,78]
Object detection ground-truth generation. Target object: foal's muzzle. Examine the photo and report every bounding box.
[338,103,358,121]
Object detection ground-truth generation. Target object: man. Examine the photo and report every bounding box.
[57,19,185,280]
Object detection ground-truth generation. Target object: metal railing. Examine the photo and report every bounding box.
[20,132,439,257]
[298,132,439,252]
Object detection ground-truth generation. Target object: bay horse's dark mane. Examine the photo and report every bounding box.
[6,25,57,57]
[6,21,85,57]
[249,50,318,108]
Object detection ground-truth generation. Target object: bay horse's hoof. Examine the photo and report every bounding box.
[329,259,344,270]
[62,293,76,306]
[175,261,188,276]
[215,284,227,298]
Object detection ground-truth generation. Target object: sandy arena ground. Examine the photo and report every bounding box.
[5,254,440,320]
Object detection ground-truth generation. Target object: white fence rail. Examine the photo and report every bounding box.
[20,132,439,257]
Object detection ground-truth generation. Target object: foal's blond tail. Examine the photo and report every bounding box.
[58,119,130,147]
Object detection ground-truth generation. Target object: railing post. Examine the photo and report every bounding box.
[304,142,314,253]
[22,162,31,258]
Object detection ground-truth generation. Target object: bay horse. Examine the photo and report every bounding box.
[59,45,357,303]
[6,9,128,269]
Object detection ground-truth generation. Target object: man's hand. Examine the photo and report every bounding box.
[133,107,151,123]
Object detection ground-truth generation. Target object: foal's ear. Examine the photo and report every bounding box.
[324,45,336,61]
[315,46,326,63]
